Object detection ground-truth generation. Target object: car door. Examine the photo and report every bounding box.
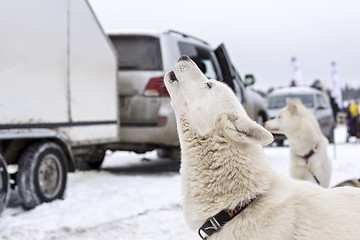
[214,44,245,105]
[178,41,220,80]
[315,94,334,135]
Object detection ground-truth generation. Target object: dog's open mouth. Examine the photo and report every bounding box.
[168,70,178,83]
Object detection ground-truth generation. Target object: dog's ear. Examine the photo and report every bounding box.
[286,97,298,115]
[216,113,274,146]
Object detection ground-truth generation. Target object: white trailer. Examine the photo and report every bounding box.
[0,0,118,209]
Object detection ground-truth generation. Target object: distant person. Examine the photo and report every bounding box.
[326,89,340,123]
[346,100,359,139]
[290,79,296,87]
[349,101,359,118]
[311,79,322,91]
[330,96,340,123]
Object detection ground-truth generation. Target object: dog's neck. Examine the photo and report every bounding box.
[179,118,273,229]
[286,119,323,156]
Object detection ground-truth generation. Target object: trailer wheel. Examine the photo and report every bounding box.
[0,154,10,215]
[17,142,68,209]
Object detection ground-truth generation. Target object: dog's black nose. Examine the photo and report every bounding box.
[169,71,177,81]
[178,55,190,62]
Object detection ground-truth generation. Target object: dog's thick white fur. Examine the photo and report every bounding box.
[265,98,332,187]
[164,56,360,240]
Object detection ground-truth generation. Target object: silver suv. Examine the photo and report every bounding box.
[108,30,268,159]
[267,86,335,145]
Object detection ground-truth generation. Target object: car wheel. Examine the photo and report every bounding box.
[276,140,284,147]
[157,148,169,158]
[87,158,105,170]
[17,142,68,209]
[0,154,10,215]
[157,148,180,161]
[78,149,106,170]
[169,148,181,161]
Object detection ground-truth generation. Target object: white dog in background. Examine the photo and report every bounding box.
[164,55,360,239]
[265,98,332,188]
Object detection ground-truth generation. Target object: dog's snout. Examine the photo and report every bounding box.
[178,55,190,62]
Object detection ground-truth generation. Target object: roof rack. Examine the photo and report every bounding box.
[165,30,208,45]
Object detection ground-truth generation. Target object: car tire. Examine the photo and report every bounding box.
[87,158,105,170]
[169,148,181,161]
[78,149,106,170]
[276,140,284,147]
[156,148,169,158]
[157,148,180,161]
[17,142,68,209]
[0,154,10,215]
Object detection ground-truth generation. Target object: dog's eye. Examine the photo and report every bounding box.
[207,82,213,89]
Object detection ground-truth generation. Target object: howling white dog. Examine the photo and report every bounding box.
[164,55,360,240]
[265,98,332,188]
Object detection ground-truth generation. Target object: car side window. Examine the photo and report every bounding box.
[317,94,329,109]
[178,42,218,80]
[110,35,163,70]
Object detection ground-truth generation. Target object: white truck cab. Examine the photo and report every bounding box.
[0,0,118,210]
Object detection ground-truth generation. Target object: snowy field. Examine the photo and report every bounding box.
[0,125,359,240]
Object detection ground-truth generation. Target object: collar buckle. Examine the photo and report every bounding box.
[197,197,258,239]
[198,228,208,240]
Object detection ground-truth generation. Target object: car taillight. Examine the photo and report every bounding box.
[157,116,167,127]
[143,76,170,97]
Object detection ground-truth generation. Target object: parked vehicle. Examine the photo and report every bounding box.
[0,0,118,209]
[0,1,268,211]
[108,30,268,159]
[267,86,335,145]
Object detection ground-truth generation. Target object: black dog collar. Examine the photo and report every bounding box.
[198,196,258,239]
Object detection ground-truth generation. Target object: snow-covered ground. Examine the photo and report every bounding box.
[0,125,359,240]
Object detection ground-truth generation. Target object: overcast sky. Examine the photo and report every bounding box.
[89,0,360,91]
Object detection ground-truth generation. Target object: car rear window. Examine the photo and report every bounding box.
[268,94,314,109]
[178,42,217,79]
[110,35,163,70]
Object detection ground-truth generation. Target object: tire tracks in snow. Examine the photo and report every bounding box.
[42,203,185,240]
